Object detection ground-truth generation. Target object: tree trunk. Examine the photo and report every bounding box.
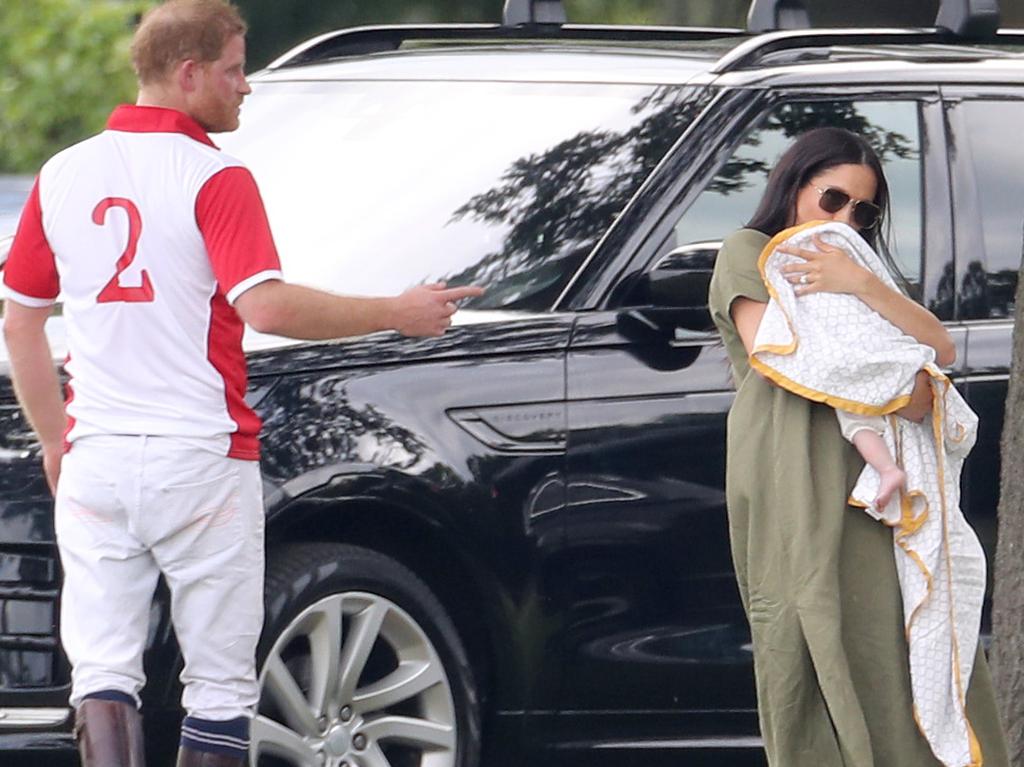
[989,245,1024,765]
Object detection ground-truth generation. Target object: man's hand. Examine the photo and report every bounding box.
[236,280,485,340]
[42,444,62,496]
[391,283,485,337]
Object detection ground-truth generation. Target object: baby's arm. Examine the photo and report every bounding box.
[837,411,906,511]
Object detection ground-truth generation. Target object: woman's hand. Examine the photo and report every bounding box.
[777,234,956,366]
[778,235,872,296]
[894,370,933,423]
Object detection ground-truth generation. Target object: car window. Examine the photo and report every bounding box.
[0,175,34,241]
[658,99,924,288]
[948,99,1022,321]
[218,80,706,313]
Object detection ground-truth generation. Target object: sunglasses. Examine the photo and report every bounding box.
[813,185,882,230]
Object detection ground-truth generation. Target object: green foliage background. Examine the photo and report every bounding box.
[0,0,148,173]
[2,0,1023,172]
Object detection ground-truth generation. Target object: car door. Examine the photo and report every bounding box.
[0,362,72,737]
[554,90,950,751]
[941,87,1024,632]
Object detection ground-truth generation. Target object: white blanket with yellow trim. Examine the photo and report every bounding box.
[751,221,987,767]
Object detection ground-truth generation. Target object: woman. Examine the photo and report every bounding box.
[707,126,1009,766]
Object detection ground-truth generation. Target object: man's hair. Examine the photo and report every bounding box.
[131,0,247,86]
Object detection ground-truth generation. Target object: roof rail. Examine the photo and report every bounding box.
[265,24,745,70]
[710,27,1024,73]
[747,0,811,33]
[936,0,1000,38]
[744,0,1002,38]
[502,0,566,27]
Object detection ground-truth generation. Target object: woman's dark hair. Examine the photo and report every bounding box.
[746,127,891,251]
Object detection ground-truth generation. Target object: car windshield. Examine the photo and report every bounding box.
[218,79,704,311]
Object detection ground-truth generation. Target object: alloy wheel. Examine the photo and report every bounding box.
[252,591,457,767]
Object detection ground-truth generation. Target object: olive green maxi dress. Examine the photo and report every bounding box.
[707,229,1009,767]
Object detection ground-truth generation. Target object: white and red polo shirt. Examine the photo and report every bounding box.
[2,105,283,460]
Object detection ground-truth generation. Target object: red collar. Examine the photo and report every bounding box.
[106,105,218,148]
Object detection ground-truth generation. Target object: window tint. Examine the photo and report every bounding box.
[219,81,706,312]
[661,100,924,287]
[951,100,1022,321]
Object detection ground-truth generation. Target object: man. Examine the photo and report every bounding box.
[1,2,482,766]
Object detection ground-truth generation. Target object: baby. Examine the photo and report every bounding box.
[836,411,906,511]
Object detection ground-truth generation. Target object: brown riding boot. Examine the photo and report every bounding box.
[74,698,146,767]
[175,745,247,766]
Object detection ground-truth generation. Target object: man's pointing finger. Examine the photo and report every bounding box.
[437,285,485,302]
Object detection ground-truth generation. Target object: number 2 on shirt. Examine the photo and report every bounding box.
[93,197,155,303]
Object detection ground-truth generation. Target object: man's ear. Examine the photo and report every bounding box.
[177,59,199,94]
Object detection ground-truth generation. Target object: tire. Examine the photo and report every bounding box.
[252,543,481,767]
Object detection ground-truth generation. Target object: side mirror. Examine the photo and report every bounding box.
[618,241,720,336]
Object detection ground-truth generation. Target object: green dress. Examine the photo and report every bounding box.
[707,229,1009,767]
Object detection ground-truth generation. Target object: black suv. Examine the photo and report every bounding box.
[1,1,1022,765]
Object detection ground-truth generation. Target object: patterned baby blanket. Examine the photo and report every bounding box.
[750,221,987,767]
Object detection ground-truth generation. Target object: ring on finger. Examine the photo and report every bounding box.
[799,274,808,285]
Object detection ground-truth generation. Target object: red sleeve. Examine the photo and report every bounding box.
[195,166,282,302]
[3,178,60,304]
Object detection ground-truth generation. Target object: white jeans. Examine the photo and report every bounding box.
[55,435,264,720]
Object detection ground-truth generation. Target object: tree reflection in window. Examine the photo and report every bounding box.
[949,100,1023,321]
[670,100,920,291]
[705,101,915,203]
[446,86,711,311]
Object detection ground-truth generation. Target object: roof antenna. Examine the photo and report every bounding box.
[747,0,811,33]
[502,0,567,27]
[936,0,1000,38]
